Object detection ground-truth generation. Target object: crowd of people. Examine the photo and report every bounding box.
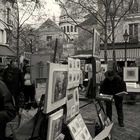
[0,59,37,140]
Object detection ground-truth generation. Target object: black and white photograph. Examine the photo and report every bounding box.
[1,0,140,139]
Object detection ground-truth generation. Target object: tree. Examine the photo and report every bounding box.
[57,0,134,63]
[0,0,40,67]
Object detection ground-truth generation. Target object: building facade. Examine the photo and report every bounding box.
[0,0,16,66]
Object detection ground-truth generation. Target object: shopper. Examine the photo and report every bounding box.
[3,59,24,110]
[0,79,16,140]
[100,70,127,127]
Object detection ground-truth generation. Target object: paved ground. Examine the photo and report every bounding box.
[79,99,140,140]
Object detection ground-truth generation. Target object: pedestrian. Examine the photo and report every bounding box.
[3,59,24,110]
[100,70,127,127]
[0,79,16,140]
[23,66,37,109]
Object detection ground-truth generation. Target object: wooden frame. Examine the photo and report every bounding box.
[47,109,64,140]
[43,63,68,114]
[123,67,138,82]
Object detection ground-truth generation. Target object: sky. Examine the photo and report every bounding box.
[20,0,61,27]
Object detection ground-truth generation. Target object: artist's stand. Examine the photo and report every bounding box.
[94,94,113,140]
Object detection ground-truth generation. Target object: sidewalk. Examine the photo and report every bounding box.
[79,99,140,140]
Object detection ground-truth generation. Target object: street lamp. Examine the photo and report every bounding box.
[123,29,129,67]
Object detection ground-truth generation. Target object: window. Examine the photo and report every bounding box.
[64,26,66,32]
[46,36,52,41]
[71,26,73,32]
[6,29,10,44]
[0,30,3,43]
[7,8,11,24]
[129,0,138,14]
[129,23,138,43]
[74,26,77,32]
[67,26,69,32]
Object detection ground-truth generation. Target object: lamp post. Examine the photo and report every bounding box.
[123,29,129,67]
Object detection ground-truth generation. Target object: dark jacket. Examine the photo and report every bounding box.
[0,80,16,140]
[0,80,16,123]
[3,66,24,96]
[100,75,127,96]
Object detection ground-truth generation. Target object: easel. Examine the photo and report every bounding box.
[94,94,113,140]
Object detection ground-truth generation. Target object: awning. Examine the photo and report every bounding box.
[100,48,140,61]
[0,45,15,57]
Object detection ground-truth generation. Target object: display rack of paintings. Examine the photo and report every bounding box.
[67,58,81,89]
[43,62,68,114]
[68,114,92,140]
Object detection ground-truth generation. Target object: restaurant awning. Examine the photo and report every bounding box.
[100,48,140,61]
[0,45,15,57]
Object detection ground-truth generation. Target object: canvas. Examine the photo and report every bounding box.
[47,109,64,140]
[44,63,68,114]
[123,67,138,82]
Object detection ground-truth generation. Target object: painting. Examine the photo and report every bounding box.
[43,63,68,114]
[101,64,107,72]
[68,114,92,140]
[67,71,73,89]
[68,116,82,139]
[76,59,81,70]
[47,109,64,140]
[68,58,73,70]
[35,78,47,103]
[123,67,138,82]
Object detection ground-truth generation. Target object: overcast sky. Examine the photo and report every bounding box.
[21,0,61,27]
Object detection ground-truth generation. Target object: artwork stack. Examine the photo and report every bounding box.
[34,59,92,140]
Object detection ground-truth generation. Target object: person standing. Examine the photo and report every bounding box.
[23,66,36,108]
[100,70,127,127]
[0,79,16,140]
[3,59,24,110]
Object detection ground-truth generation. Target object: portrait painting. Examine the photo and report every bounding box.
[67,71,73,89]
[76,59,80,70]
[47,109,63,140]
[123,67,138,82]
[68,58,73,70]
[52,71,68,103]
[44,63,68,114]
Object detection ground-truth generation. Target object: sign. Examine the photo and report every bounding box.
[24,52,31,60]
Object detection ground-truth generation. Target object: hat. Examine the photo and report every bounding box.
[105,70,115,77]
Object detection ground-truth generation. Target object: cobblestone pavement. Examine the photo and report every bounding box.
[79,100,140,140]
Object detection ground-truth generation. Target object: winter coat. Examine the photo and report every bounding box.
[100,75,127,96]
[0,80,16,123]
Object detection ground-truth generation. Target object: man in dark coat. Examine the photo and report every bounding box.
[100,70,127,127]
[3,60,24,109]
[0,79,16,140]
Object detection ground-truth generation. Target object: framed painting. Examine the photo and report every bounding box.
[76,59,81,70]
[123,67,138,82]
[47,109,64,140]
[68,58,73,70]
[101,64,107,72]
[43,63,68,114]
[67,71,73,89]
[68,116,82,139]
[35,78,47,103]
[66,89,75,121]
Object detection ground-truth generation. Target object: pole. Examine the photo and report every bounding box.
[53,38,58,63]
[124,41,127,67]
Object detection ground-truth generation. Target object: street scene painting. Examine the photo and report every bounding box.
[44,63,68,114]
